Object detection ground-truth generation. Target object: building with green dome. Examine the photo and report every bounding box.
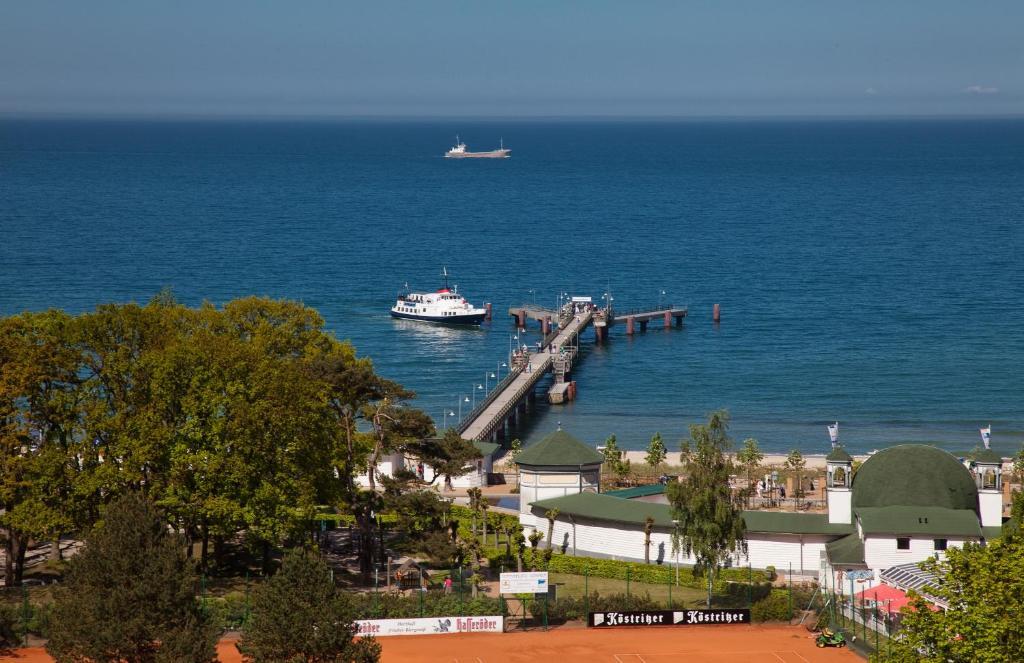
[516,433,1005,597]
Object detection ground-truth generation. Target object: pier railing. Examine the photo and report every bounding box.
[454,364,524,436]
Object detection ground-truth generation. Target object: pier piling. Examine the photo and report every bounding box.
[713,303,721,323]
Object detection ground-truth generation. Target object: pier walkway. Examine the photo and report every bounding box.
[458,309,593,442]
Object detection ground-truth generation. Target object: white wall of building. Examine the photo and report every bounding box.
[355,453,406,488]
[978,491,1002,527]
[827,488,852,524]
[862,535,971,571]
[523,509,835,574]
[420,454,493,489]
[518,469,599,514]
[740,535,833,576]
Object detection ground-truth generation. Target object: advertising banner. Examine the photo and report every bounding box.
[587,609,750,628]
[499,571,549,594]
[356,615,504,637]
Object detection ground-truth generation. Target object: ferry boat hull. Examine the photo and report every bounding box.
[389,310,487,325]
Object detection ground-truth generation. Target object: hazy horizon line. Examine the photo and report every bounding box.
[4,110,1024,123]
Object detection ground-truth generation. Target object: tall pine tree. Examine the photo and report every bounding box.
[240,548,380,663]
[45,492,216,663]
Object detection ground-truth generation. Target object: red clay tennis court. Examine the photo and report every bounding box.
[378,625,861,662]
[1,625,860,662]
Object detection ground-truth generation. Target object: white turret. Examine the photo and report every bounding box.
[825,445,854,524]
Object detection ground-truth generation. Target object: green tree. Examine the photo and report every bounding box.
[467,487,483,537]
[785,449,806,501]
[240,548,380,663]
[735,438,764,508]
[45,492,217,663]
[602,434,623,470]
[1006,490,1024,536]
[667,410,747,609]
[409,429,480,492]
[1011,446,1024,488]
[1,310,91,585]
[871,533,1024,663]
[645,432,667,469]
[527,530,544,570]
[508,438,523,464]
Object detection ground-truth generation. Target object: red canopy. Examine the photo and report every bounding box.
[855,584,938,613]
[855,584,908,614]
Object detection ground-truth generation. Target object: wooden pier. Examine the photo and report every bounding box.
[614,306,688,335]
[456,300,688,443]
[458,309,592,442]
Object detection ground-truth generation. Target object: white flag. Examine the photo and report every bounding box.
[827,422,839,445]
[980,426,992,450]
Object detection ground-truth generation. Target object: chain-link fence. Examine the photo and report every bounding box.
[817,572,902,658]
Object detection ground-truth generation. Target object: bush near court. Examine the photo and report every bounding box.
[348,592,507,620]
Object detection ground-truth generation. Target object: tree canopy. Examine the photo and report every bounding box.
[872,533,1024,663]
[645,432,667,468]
[45,492,217,663]
[667,410,746,608]
[240,548,380,663]
[0,294,432,583]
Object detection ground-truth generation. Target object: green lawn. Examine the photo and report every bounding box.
[549,572,712,609]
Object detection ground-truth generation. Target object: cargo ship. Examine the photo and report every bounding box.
[444,136,510,159]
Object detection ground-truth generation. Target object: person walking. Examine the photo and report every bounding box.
[444,576,453,595]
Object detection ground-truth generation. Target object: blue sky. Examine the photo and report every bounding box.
[2,1,1021,117]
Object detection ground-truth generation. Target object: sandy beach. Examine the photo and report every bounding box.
[620,450,867,470]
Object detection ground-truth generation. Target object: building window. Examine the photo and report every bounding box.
[934,539,948,551]
[897,537,910,550]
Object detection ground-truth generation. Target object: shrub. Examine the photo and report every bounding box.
[545,553,767,591]
[0,604,19,650]
[203,591,251,630]
[751,589,793,622]
[534,592,662,624]
[240,549,381,663]
[45,492,218,663]
[346,591,507,620]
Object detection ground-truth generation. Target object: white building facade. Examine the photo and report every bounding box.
[517,436,1002,596]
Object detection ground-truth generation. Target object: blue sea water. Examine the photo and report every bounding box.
[2,117,1023,455]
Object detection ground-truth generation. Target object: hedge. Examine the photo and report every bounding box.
[347,592,507,620]
[543,553,768,590]
[750,588,794,622]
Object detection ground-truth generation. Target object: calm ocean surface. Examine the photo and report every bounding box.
[2,118,1023,455]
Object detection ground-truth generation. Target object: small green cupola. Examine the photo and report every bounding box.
[515,427,603,517]
[971,446,1003,491]
[826,445,853,489]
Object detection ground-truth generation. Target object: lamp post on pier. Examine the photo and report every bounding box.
[442,409,455,429]
[458,395,470,421]
[485,371,496,391]
[475,384,484,406]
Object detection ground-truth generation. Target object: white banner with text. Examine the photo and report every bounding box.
[356,615,504,637]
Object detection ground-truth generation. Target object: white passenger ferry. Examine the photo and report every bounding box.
[391,269,488,325]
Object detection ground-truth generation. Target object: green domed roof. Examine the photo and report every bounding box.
[514,429,604,467]
[851,445,978,511]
